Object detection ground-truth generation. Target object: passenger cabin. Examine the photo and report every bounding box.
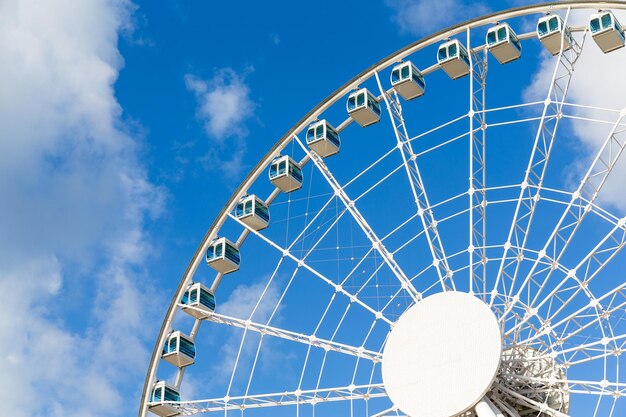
[269,155,303,193]
[162,331,196,368]
[589,11,625,53]
[149,381,180,417]
[235,195,270,230]
[206,237,240,274]
[181,282,216,319]
[437,39,470,79]
[306,120,340,157]
[390,61,426,100]
[537,14,573,55]
[346,88,381,127]
[486,23,522,64]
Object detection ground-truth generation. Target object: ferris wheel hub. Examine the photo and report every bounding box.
[382,291,502,417]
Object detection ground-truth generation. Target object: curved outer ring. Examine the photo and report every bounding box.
[139,2,626,416]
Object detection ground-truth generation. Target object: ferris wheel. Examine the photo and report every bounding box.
[140,2,626,417]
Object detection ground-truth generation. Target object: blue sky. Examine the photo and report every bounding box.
[2,1,626,417]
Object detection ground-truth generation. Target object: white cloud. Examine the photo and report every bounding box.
[524,11,626,211]
[386,0,490,36]
[185,68,256,182]
[185,69,255,142]
[0,1,164,416]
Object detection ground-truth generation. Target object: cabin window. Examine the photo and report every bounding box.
[224,244,240,264]
[189,288,198,304]
[438,46,447,61]
[164,387,181,402]
[278,160,286,175]
[549,16,559,32]
[151,387,163,402]
[327,128,340,147]
[244,200,253,215]
[179,336,196,358]
[590,17,601,33]
[207,242,222,261]
[306,127,315,141]
[347,96,357,111]
[357,93,365,107]
[538,21,548,36]
[448,43,457,57]
[289,163,303,182]
[256,203,270,222]
[200,288,215,310]
[497,27,507,42]
[601,13,612,30]
[391,69,400,83]
[316,125,324,139]
[413,71,424,88]
[487,30,497,45]
[401,65,410,80]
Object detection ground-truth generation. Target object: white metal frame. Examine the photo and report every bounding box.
[140,3,626,417]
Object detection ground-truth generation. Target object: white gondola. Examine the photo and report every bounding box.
[306,120,340,157]
[589,11,625,53]
[181,282,216,319]
[486,23,522,64]
[437,39,470,79]
[390,61,426,100]
[162,331,196,367]
[206,237,240,274]
[235,194,270,230]
[149,381,180,417]
[346,88,381,127]
[537,14,573,55]
[269,155,303,193]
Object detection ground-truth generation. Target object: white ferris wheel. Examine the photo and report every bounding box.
[140,2,626,417]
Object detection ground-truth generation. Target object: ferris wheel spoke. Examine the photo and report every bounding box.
[468,29,488,298]
[505,217,626,336]
[295,136,423,302]
[499,108,626,325]
[175,383,387,414]
[229,213,394,325]
[374,72,455,293]
[491,13,585,307]
[200,311,381,362]
[510,283,626,348]
[494,383,570,417]
[499,373,625,397]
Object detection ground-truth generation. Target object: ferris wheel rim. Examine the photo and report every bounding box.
[139,2,626,416]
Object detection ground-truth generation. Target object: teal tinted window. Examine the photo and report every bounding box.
[391,69,400,83]
[316,125,324,139]
[347,96,356,111]
[487,31,496,45]
[356,92,365,107]
[549,16,559,32]
[151,387,162,402]
[590,18,601,33]
[278,160,286,175]
[438,46,447,61]
[538,21,548,36]
[497,27,507,42]
[448,43,457,57]
[306,127,315,141]
[602,13,612,30]
[401,65,409,80]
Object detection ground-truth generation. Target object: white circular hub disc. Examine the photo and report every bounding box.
[382,291,502,417]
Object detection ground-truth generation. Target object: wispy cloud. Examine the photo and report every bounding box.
[185,68,256,181]
[386,0,490,36]
[0,1,164,416]
[185,68,256,142]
